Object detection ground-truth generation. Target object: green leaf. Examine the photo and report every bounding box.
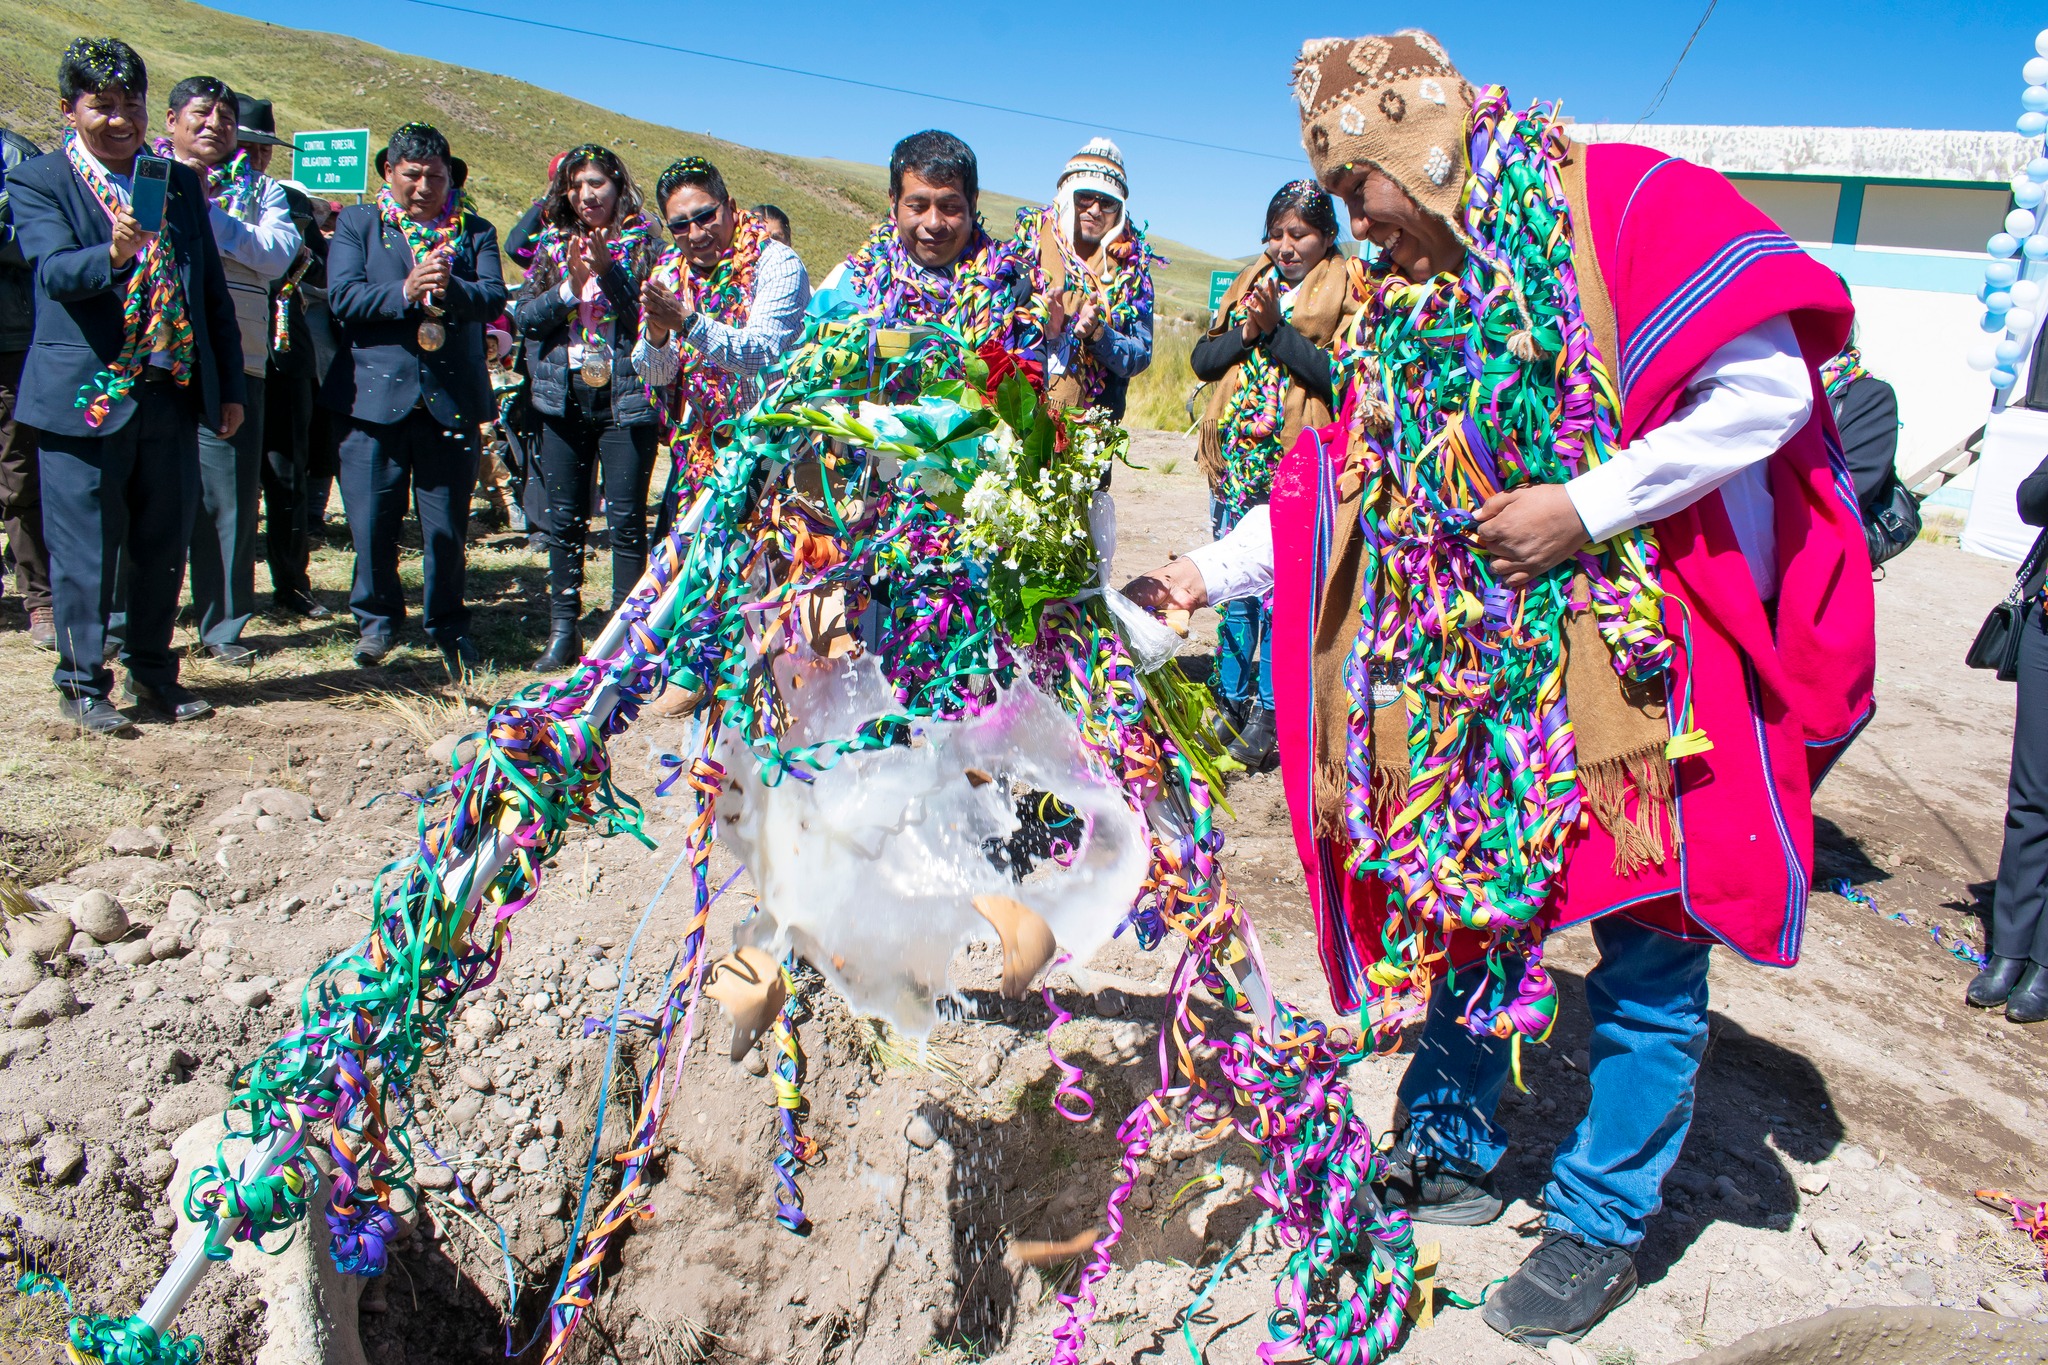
[964,352,990,390]
[996,370,1036,440]
[1020,416,1056,483]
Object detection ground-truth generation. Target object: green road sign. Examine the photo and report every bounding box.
[1209,269,1236,311]
[291,129,371,196]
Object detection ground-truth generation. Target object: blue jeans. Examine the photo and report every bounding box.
[1397,916,1712,1248]
[1210,499,1272,711]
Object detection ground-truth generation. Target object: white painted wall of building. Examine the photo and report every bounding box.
[1843,284,1989,473]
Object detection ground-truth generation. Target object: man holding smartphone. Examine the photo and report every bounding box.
[9,37,245,733]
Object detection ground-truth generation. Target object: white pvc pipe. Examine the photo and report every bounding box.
[131,495,717,1329]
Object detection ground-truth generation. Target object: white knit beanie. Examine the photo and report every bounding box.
[1054,137,1129,246]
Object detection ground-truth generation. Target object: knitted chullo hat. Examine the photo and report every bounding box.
[1055,137,1129,246]
[1292,31,1477,235]
[1057,137,1128,204]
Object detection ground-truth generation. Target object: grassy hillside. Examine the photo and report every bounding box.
[0,0,1223,422]
[0,0,893,273]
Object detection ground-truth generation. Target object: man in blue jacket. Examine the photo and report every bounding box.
[320,121,504,677]
[10,38,245,733]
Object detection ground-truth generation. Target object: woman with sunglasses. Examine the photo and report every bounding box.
[636,156,810,517]
[511,143,661,672]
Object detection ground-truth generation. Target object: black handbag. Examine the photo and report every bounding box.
[1967,530,2048,681]
[1864,476,1923,569]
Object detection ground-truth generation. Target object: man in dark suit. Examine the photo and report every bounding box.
[10,38,245,733]
[321,121,504,676]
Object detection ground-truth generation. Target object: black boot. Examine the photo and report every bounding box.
[1968,955,2030,1009]
[534,623,582,674]
[538,543,583,673]
[1210,695,1247,750]
[1226,706,1278,772]
[2008,962,2048,1025]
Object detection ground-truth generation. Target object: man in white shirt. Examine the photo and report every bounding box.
[1127,29,1874,1348]
[158,75,300,663]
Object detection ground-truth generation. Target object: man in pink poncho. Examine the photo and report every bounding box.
[1128,30,1873,1343]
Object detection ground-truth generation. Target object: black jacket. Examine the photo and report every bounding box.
[1828,374,1901,518]
[512,234,656,425]
[0,128,43,354]
[1191,321,1333,409]
[506,200,544,269]
[9,147,244,436]
[267,182,331,381]
[320,201,506,428]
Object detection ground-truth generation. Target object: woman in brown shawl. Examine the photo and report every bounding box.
[1191,181,1351,770]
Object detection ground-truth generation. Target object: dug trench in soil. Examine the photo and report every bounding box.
[0,432,2041,1364]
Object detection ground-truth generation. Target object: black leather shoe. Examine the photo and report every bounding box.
[1968,955,2030,1009]
[126,681,213,722]
[58,695,136,735]
[1225,706,1278,772]
[1482,1229,1638,1344]
[533,626,582,674]
[206,641,257,665]
[274,589,333,621]
[1210,696,1247,750]
[1374,1133,1504,1226]
[442,635,482,681]
[352,635,393,668]
[2008,963,2048,1025]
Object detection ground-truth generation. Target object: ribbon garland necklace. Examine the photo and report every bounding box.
[1213,270,1298,523]
[63,130,197,428]
[150,139,260,221]
[645,210,772,492]
[840,218,1038,355]
[1333,87,1685,1043]
[376,185,473,351]
[533,210,658,389]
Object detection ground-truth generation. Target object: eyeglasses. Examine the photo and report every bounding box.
[666,204,721,234]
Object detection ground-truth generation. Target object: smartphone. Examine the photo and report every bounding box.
[129,155,171,235]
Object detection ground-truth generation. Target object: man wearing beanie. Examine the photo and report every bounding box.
[1012,137,1162,419]
[1126,29,1874,1343]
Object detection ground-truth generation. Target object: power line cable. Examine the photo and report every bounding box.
[405,0,1301,163]
[1635,0,1720,125]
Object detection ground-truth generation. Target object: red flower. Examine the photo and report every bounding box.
[975,341,1044,400]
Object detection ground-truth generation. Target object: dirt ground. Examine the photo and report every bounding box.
[0,430,2042,1365]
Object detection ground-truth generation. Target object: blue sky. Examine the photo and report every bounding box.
[208,0,2037,256]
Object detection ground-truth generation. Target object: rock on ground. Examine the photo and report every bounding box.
[170,1115,366,1365]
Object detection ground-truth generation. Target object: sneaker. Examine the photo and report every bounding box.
[1224,706,1278,773]
[1374,1134,1504,1226]
[28,607,56,651]
[58,694,137,735]
[1481,1229,1638,1344]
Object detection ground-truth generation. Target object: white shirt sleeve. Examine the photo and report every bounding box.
[1183,503,1275,605]
[681,239,810,375]
[209,179,301,281]
[1565,314,1811,598]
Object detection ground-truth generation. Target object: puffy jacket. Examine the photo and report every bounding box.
[512,230,657,426]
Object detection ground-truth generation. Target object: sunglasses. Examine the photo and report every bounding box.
[666,204,722,234]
